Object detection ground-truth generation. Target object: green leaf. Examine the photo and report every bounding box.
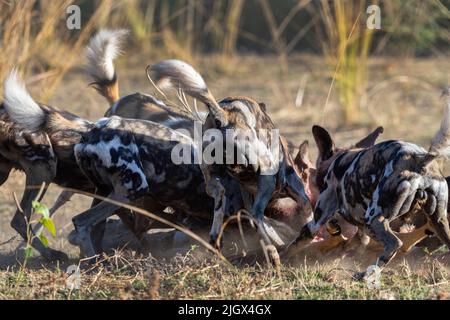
[39,217,56,237]
[39,233,49,247]
[32,201,49,219]
[24,245,33,259]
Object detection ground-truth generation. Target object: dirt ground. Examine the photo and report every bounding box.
[0,54,449,299]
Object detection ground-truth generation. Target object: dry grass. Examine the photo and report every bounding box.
[0,53,449,300]
[0,249,449,300]
[0,1,449,300]
[317,0,376,123]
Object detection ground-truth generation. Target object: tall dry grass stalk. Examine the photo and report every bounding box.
[209,0,245,72]
[124,0,156,45]
[160,1,194,63]
[258,0,313,75]
[221,0,245,62]
[259,0,288,74]
[0,0,113,102]
[318,0,376,124]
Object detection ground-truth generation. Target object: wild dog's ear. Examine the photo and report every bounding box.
[312,125,335,161]
[354,126,384,149]
[417,153,439,169]
[294,140,313,171]
[258,102,267,112]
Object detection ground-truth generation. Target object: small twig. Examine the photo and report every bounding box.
[54,186,230,265]
[33,182,47,203]
[12,192,24,214]
[145,65,201,121]
[0,235,18,247]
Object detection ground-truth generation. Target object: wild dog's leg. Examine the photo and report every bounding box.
[360,175,427,277]
[252,174,282,246]
[49,191,74,217]
[10,178,68,261]
[115,197,169,240]
[239,185,253,212]
[71,196,122,259]
[358,183,412,279]
[89,196,107,255]
[0,160,12,186]
[251,174,283,266]
[199,164,227,247]
[427,183,450,249]
[252,174,277,221]
[364,216,402,275]
[285,168,313,219]
[206,177,226,247]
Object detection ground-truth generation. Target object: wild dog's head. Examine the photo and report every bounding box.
[266,140,316,226]
[293,140,318,207]
[149,60,280,174]
[312,125,384,193]
[0,83,58,185]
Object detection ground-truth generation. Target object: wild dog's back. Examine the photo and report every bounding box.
[323,139,444,227]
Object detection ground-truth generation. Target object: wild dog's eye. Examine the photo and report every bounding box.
[237,116,246,126]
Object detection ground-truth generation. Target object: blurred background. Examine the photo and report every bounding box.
[0,0,450,128]
[0,0,449,129]
[0,0,449,267]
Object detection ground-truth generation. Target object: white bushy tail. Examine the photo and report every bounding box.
[3,69,45,131]
[430,87,450,157]
[85,29,128,82]
[85,29,128,104]
[149,59,227,124]
[149,60,208,98]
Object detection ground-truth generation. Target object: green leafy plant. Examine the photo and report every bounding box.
[22,200,57,263]
[11,183,58,268]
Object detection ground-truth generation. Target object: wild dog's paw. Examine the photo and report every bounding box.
[44,248,69,263]
[68,229,81,246]
[353,271,367,281]
[209,233,223,250]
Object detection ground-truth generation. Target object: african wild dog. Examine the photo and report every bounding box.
[40,29,201,243]
[0,30,144,260]
[0,70,235,259]
[285,128,442,255]
[279,128,388,253]
[286,89,450,278]
[82,30,314,249]
[147,60,313,249]
[0,30,308,261]
[68,58,317,258]
[0,71,97,261]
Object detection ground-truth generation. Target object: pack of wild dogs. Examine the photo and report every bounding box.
[1,29,449,279]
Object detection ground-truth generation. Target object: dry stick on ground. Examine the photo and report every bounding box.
[53,186,229,265]
[216,210,282,275]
